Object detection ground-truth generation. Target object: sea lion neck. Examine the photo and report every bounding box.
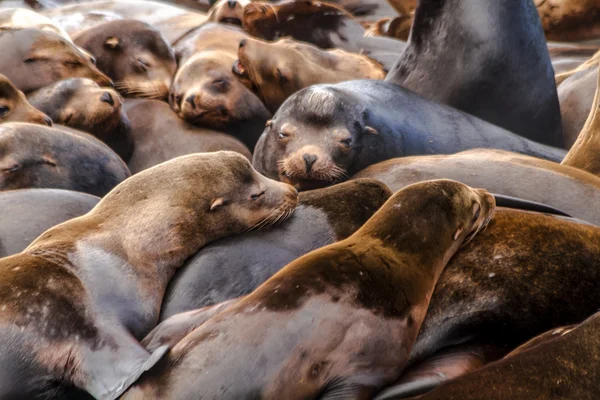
[562,61,600,177]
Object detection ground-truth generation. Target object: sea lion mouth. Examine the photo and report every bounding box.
[232,59,249,79]
[221,17,242,26]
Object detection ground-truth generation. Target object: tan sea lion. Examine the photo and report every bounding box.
[0,151,298,399]
[0,122,130,196]
[233,36,385,112]
[0,73,52,126]
[123,98,251,174]
[122,179,495,399]
[207,0,249,26]
[74,19,177,100]
[536,0,600,42]
[0,27,111,94]
[0,188,99,258]
[27,78,133,161]
[172,21,247,64]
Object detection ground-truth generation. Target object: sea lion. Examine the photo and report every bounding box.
[0,151,298,400]
[169,47,271,150]
[0,7,72,40]
[385,0,563,148]
[353,148,600,226]
[160,178,392,319]
[233,36,385,112]
[562,60,600,177]
[123,179,494,399]
[537,0,600,42]
[73,19,177,100]
[172,21,247,64]
[374,209,600,399]
[27,78,133,161]
[0,28,111,94]
[0,188,99,258]
[0,122,130,196]
[123,99,251,174]
[254,80,566,191]
[364,15,413,41]
[0,73,52,126]
[207,0,249,26]
[402,311,600,400]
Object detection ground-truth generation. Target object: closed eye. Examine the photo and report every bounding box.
[251,190,265,200]
[65,60,83,66]
[3,164,20,173]
[276,69,288,84]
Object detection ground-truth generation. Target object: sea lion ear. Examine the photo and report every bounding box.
[363,126,378,135]
[265,119,273,128]
[210,198,225,211]
[453,227,463,241]
[104,36,121,50]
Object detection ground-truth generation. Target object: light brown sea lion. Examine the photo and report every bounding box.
[0,151,298,399]
[0,188,99,258]
[27,78,133,161]
[233,36,385,112]
[172,21,247,64]
[0,27,112,93]
[536,0,600,42]
[122,179,495,399]
[207,0,249,26]
[353,148,600,225]
[123,98,251,174]
[74,19,177,100]
[0,73,52,126]
[0,122,130,196]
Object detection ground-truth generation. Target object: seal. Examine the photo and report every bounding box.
[160,178,392,319]
[0,122,130,196]
[122,179,495,399]
[0,27,112,93]
[169,45,271,150]
[0,73,52,126]
[73,19,177,100]
[0,151,298,400]
[207,0,249,26]
[385,0,563,148]
[233,36,385,112]
[123,99,251,174]
[390,311,600,400]
[27,77,133,162]
[173,22,248,64]
[374,208,600,399]
[0,188,99,258]
[253,80,566,191]
[537,0,600,42]
[353,148,600,226]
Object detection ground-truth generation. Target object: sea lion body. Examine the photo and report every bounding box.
[123,99,251,174]
[27,78,133,161]
[0,151,298,399]
[0,8,71,40]
[386,0,563,148]
[0,28,111,93]
[0,122,130,196]
[234,36,385,112]
[254,80,565,191]
[375,209,600,399]
[353,149,600,225]
[0,189,99,258]
[160,179,392,319]
[123,180,495,399]
[0,73,52,126]
[74,19,177,100]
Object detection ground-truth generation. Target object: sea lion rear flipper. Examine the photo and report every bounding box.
[81,330,170,400]
[374,345,503,400]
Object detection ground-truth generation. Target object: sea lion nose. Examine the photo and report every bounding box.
[239,39,246,48]
[43,115,53,126]
[185,94,196,107]
[100,92,115,106]
[303,154,318,173]
[227,0,237,8]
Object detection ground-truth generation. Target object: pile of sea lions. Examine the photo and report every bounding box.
[0,0,599,399]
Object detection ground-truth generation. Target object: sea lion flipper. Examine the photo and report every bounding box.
[85,344,170,400]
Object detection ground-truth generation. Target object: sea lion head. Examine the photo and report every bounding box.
[233,36,385,112]
[253,85,374,191]
[0,28,112,93]
[169,50,270,129]
[0,74,52,126]
[74,20,177,100]
[207,0,250,26]
[27,78,133,162]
